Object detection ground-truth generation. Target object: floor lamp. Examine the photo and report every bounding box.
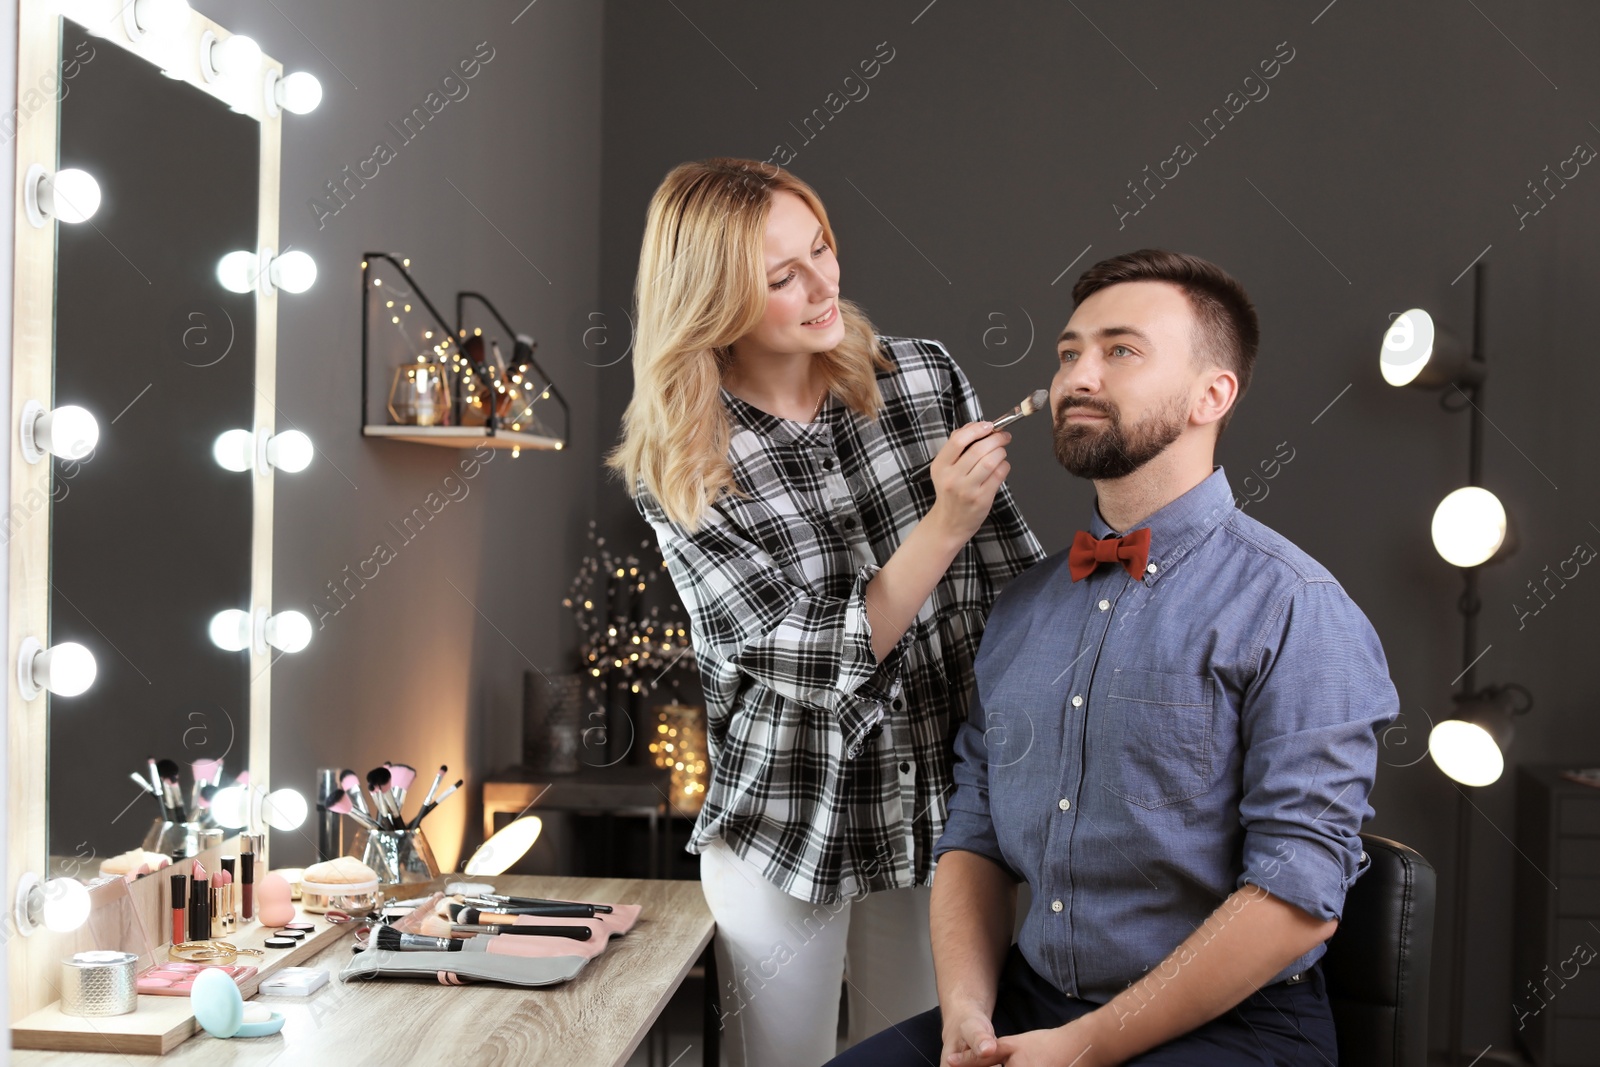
[1378,262,1533,1064]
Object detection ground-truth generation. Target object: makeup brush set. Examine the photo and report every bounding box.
[339,886,644,988]
[132,757,241,858]
[318,763,462,834]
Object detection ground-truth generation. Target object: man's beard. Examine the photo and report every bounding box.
[1052,394,1187,480]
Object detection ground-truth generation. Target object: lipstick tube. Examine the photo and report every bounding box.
[188,874,209,943]
[169,872,186,946]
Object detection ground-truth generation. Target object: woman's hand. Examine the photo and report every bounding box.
[928,421,1011,546]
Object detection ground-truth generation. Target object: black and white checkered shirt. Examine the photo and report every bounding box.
[636,337,1044,904]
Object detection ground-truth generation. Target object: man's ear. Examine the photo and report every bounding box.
[1192,367,1238,429]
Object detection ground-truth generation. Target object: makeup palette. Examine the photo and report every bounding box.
[135,963,257,997]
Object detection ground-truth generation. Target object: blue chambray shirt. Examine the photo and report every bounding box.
[935,466,1398,1001]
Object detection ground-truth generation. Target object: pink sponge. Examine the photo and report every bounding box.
[256,872,295,927]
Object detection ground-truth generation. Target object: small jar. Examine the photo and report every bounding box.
[297,877,380,914]
[60,951,138,1017]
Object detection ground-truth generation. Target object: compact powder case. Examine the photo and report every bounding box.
[263,936,297,949]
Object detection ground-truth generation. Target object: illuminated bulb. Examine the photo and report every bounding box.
[18,638,97,700]
[1429,719,1504,786]
[14,874,92,936]
[208,33,262,80]
[27,166,101,226]
[216,250,260,294]
[209,785,250,828]
[20,402,98,463]
[464,816,543,876]
[212,428,256,472]
[274,71,322,114]
[208,608,253,651]
[262,788,308,830]
[264,610,312,653]
[268,250,317,293]
[131,0,189,37]
[1431,487,1507,568]
[265,430,313,473]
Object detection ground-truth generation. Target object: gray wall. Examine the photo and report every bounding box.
[593,0,1600,1053]
[195,0,605,871]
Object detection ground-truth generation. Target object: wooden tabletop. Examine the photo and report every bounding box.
[12,875,715,1067]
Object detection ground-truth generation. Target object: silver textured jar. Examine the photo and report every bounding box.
[60,951,138,1017]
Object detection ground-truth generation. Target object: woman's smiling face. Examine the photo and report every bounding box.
[734,190,845,360]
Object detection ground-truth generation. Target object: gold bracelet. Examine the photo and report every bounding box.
[169,940,241,965]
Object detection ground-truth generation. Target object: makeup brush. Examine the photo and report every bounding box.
[156,759,185,820]
[449,903,599,926]
[372,925,462,953]
[387,762,417,811]
[130,771,162,802]
[419,914,592,940]
[340,769,371,819]
[470,892,613,914]
[146,757,161,797]
[409,779,462,829]
[419,765,447,811]
[319,789,381,831]
[367,766,401,828]
[458,898,598,919]
[990,388,1050,431]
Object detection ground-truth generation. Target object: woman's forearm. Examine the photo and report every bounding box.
[863,507,966,661]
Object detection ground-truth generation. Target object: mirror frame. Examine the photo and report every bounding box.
[7,0,281,1017]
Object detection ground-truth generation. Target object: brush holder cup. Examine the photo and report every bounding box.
[351,827,440,886]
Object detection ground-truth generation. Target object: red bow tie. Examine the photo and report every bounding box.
[1068,528,1152,582]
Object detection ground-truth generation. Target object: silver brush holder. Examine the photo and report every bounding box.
[352,827,440,886]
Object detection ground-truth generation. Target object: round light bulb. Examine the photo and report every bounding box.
[1428,719,1505,787]
[269,250,317,294]
[34,642,97,697]
[1380,309,1434,387]
[264,610,312,654]
[133,0,190,36]
[212,428,256,472]
[276,71,323,114]
[40,878,91,933]
[216,250,259,294]
[464,816,543,876]
[37,168,101,224]
[208,608,252,652]
[265,430,313,473]
[262,788,308,830]
[209,785,250,828]
[1431,486,1508,568]
[211,34,262,78]
[33,405,99,460]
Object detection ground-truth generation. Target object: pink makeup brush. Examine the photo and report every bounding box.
[319,788,380,830]
[340,770,371,819]
[387,763,417,812]
[367,766,401,828]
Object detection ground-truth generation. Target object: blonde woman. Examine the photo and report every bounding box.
[609,158,1043,1066]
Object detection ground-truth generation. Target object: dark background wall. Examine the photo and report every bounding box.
[593,0,1600,1054]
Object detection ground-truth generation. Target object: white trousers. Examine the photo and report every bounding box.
[700,838,937,1067]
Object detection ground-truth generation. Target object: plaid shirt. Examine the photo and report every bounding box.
[636,337,1044,904]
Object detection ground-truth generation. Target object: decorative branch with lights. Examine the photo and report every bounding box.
[562,522,697,715]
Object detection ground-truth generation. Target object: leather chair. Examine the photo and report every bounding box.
[1321,833,1436,1067]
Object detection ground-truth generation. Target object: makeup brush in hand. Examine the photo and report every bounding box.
[990,388,1050,431]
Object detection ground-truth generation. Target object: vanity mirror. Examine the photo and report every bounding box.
[7,0,321,1023]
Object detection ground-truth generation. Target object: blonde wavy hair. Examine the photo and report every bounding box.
[607,158,892,530]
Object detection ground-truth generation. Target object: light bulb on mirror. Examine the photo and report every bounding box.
[126,0,190,39]
[216,250,260,294]
[24,165,101,227]
[262,788,308,830]
[17,637,97,700]
[267,70,323,115]
[264,610,312,654]
[203,32,262,81]
[265,430,313,472]
[1431,486,1509,568]
[209,785,250,829]
[268,251,317,294]
[20,400,99,463]
[208,608,253,652]
[13,873,92,936]
[212,428,256,472]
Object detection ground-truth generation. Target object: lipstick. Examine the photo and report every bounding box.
[169,872,187,946]
[188,860,209,943]
[239,838,256,921]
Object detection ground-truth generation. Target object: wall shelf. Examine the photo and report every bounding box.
[360,252,570,452]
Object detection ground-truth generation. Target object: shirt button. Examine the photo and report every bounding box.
[1146,563,1158,574]
[822,457,835,471]
[1058,798,1071,811]
[1071,695,1083,708]
[899,761,912,775]
[842,517,857,531]
[1097,599,1110,611]
[1051,899,1064,913]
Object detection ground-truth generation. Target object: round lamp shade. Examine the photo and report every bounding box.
[1381,309,1437,387]
[464,816,543,876]
[1431,487,1508,568]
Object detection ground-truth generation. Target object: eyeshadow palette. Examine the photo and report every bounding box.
[135,963,258,997]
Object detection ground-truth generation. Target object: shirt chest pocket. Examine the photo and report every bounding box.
[1095,668,1217,809]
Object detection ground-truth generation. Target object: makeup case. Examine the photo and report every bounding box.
[339,951,589,987]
